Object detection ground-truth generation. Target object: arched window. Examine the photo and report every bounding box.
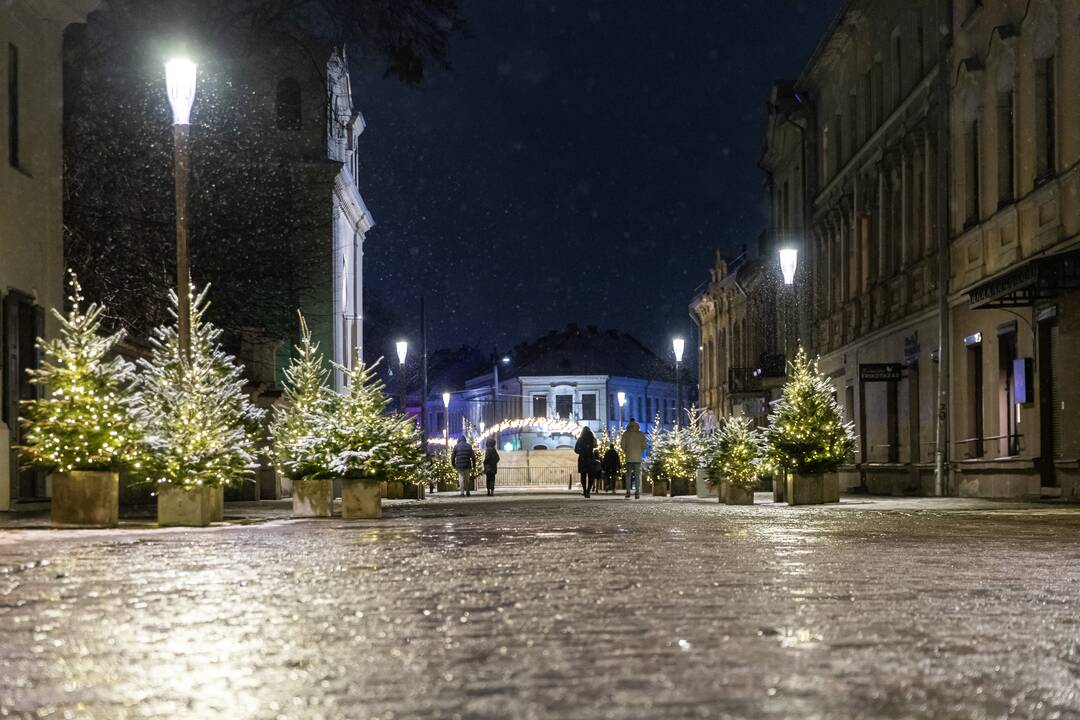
[276,78,301,130]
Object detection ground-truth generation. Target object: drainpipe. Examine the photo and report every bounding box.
[933,0,953,497]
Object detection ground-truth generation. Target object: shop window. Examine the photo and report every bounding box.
[966,337,985,458]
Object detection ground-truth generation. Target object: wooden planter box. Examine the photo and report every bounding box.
[402,481,424,500]
[210,485,224,522]
[670,477,692,496]
[652,479,669,497]
[726,484,755,505]
[158,484,216,527]
[341,477,383,519]
[785,472,840,506]
[384,480,404,499]
[292,478,334,518]
[49,470,119,528]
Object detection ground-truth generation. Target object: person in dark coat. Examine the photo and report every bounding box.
[483,438,500,496]
[574,426,598,498]
[452,436,474,497]
[602,445,621,494]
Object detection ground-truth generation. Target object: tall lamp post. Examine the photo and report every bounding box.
[442,391,451,452]
[165,58,197,360]
[617,391,626,433]
[779,246,799,358]
[396,340,408,413]
[672,337,685,427]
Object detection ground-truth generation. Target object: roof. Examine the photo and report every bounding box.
[505,325,673,381]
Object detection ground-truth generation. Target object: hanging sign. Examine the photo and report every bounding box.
[859,363,902,382]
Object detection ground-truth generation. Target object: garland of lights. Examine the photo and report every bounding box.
[19,271,141,472]
[427,417,585,447]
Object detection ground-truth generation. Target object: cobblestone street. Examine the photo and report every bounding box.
[2,493,1080,719]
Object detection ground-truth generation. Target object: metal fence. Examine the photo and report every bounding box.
[490,465,578,488]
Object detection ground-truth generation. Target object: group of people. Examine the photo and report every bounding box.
[573,420,646,499]
[448,420,649,499]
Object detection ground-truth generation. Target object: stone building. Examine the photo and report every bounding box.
[690,248,784,426]
[265,46,374,391]
[798,0,952,495]
[0,0,98,511]
[948,0,1080,498]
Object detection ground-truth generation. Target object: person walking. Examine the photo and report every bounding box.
[452,436,474,497]
[620,418,647,499]
[483,438,500,496]
[574,426,598,498]
[602,444,621,494]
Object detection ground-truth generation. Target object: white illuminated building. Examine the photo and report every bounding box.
[327,49,375,390]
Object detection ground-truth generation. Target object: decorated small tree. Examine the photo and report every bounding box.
[764,348,855,504]
[20,272,141,473]
[326,354,423,483]
[270,312,337,480]
[713,416,761,504]
[133,287,265,490]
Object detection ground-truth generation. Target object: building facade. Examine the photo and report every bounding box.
[690,249,785,427]
[1,0,98,510]
[948,0,1080,498]
[798,0,952,495]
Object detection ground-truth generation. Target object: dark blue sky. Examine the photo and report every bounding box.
[352,0,841,360]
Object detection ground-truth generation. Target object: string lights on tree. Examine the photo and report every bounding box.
[19,271,141,472]
[133,285,264,489]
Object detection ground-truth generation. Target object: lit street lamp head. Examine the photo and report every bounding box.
[779,247,799,286]
[442,392,451,409]
[165,58,197,126]
[617,391,626,407]
[396,340,408,366]
[672,337,685,363]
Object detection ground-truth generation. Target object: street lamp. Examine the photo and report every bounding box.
[617,391,626,433]
[165,57,197,360]
[779,247,799,286]
[673,337,685,427]
[442,391,451,452]
[395,340,408,413]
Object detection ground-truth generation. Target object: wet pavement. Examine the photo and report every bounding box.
[2,492,1080,719]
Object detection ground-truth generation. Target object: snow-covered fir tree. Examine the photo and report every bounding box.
[712,416,761,489]
[763,347,856,475]
[20,271,141,472]
[133,286,265,488]
[270,312,337,479]
[327,354,423,481]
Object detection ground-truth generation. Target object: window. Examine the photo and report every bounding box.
[781,180,789,233]
[848,91,858,155]
[997,90,1015,206]
[532,394,548,418]
[916,10,925,76]
[964,120,980,227]
[581,393,597,421]
[1035,57,1056,182]
[276,77,302,131]
[436,412,445,432]
[7,44,19,168]
[893,34,903,105]
[873,60,884,127]
[967,340,984,458]
[998,327,1019,456]
[555,394,572,419]
[833,113,843,170]
[821,124,830,183]
[862,71,873,138]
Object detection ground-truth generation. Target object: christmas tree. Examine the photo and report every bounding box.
[133,286,265,488]
[712,416,760,489]
[327,354,423,481]
[269,312,337,479]
[19,272,141,472]
[763,347,856,475]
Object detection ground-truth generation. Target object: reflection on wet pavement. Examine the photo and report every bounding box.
[2,494,1080,719]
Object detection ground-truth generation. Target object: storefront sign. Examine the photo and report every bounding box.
[859,363,902,382]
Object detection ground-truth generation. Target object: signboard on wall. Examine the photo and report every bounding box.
[859,363,902,382]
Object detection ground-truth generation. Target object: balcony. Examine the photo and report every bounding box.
[728,355,786,397]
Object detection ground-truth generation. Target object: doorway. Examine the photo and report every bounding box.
[1037,312,1058,487]
[3,290,46,504]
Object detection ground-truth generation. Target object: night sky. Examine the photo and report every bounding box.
[351,0,842,361]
